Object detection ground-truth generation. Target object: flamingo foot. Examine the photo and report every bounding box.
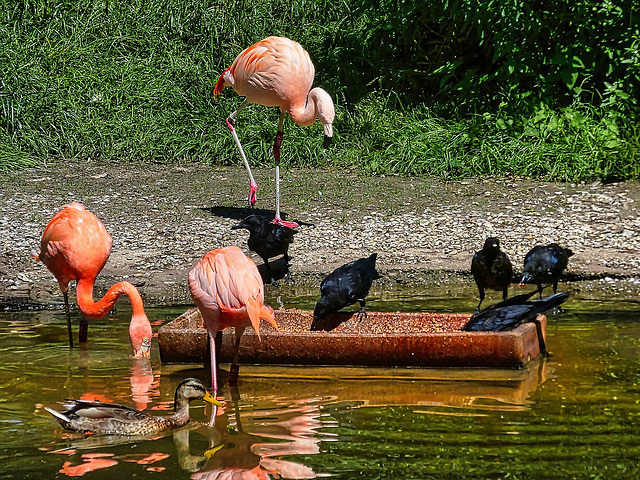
[272,217,298,228]
[248,182,258,207]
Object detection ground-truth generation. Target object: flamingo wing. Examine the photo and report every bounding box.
[37,203,113,285]
[223,36,314,108]
[189,246,275,336]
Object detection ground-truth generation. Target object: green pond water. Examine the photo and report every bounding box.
[1,289,639,479]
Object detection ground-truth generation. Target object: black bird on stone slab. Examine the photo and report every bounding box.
[231,214,298,285]
[463,291,570,354]
[471,237,513,311]
[519,243,573,297]
[310,253,381,332]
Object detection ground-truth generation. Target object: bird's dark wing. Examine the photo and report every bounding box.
[523,245,544,266]
[471,252,487,281]
[345,264,376,303]
[478,290,539,312]
[271,225,297,244]
[463,292,569,332]
[318,254,379,310]
[61,400,150,422]
[492,252,513,278]
[463,304,535,331]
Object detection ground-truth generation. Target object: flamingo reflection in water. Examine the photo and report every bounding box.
[191,391,330,479]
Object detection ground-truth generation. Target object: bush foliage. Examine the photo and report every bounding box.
[355,0,639,113]
[0,0,638,180]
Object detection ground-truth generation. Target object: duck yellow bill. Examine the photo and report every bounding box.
[203,392,223,407]
[204,443,225,459]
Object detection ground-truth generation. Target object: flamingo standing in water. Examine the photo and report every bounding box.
[188,246,277,395]
[33,203,152,357]
[214,36,335,228]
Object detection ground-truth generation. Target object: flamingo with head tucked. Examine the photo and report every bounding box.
[214,36,335,228]
[33,202,153,357]
[188,246,277,395]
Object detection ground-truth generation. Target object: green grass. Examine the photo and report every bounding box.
[0,0,638,181]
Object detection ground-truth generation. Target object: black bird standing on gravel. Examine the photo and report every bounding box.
[519,243,573,297]
[310,253,381,331]
[471,237,513,311]
[463,291,570,354]
[231,214,298,285]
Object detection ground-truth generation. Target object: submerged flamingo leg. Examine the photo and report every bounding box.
[79,318,88,343]
[62,290,74,348]
[208,331,219,426]
[209,331,218,394]
[228,326,245,385]
[226,100,257,207]
[272,112,298,228]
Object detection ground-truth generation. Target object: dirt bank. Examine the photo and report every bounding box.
[1,161,639,309]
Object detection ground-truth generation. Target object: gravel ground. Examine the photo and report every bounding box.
[1,161,639,309]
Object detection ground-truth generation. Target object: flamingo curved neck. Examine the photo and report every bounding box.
[288,92,319,127]
[75,278,146,320]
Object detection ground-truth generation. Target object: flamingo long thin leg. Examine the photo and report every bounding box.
[62,290,73,348]
[228,326,246,385]
[207,331,219,426]
[209,331,218,395]
[273,111,298,228]
[225,99,258,207]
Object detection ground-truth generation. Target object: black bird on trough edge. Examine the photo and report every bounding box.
[311,253,381,332]
[519,243,573,297]
[231,214,298,285]
[463,291,569,354]
[471,237,513,311]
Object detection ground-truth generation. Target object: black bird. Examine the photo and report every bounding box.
[463,292,570,354]
[471,237,513,311]
[519,243,573,296]
[231,214,298,285]
[310,253,381,332]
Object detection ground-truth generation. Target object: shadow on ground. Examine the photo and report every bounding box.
[204,206,313,227]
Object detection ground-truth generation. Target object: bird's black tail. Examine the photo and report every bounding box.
[531,292,570,315]
[365,253,382,279]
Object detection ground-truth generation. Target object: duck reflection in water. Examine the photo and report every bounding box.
[47,383,326,478]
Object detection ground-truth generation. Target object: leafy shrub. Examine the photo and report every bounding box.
[357,0,640,114]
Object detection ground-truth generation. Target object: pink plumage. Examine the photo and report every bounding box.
[189,246,277,392]
[215,37,335,226]
[34,203,152,357]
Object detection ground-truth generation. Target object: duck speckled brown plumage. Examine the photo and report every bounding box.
[45,378,221,436]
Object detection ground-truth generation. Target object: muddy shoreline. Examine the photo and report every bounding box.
[1,161,639,310]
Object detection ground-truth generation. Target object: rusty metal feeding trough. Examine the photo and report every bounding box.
[158,308,547,368]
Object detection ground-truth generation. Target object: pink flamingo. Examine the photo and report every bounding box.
[34,203,153,357]
[188,246,277,395]
[214,36,335,228]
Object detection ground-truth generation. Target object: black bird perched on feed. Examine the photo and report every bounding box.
[310,253,381,332]
[231,214,298,285]
[471,237,513,311]
[519,243,573,297]
[463,291,569,354]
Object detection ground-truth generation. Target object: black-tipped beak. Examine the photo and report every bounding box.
[230,220,245,230]
[323,135,333,149]
[519,273,533,287]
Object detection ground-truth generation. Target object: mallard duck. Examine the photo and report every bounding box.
[45,378,222,436]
